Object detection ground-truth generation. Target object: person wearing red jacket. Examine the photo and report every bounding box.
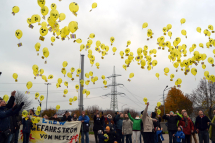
[178,111,194,143]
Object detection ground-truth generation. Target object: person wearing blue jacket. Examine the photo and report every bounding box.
[156,127,164,143]
[115,112,124,143]
[22,115,33,143]
[0,99,24,143]
[174,126,185,143]
[79,111,90,143]
[98,130,108,143]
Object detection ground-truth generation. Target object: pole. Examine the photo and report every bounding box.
[45,83,51,110]
[79,55,85,112]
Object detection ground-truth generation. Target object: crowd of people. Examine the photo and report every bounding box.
[0,91,215,143]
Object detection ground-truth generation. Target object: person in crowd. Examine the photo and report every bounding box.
[140,110,144,143]
[62,111,72,121]
[156,127,164,143]
[49,113,61,121]
[13,107,22,143]
[22,115,33,143]
[178,111,194,143]
[115,112,124,143]
[122,113,133,143]
[43,115,48,119]
[142,102,156,143]
[104,126,117,143]
[113,111,118,125]
[72,113,78,121]
[208,106,215,143]
[98,130,108,143]
[79,111,90,143]
[127,110,142,143]
[163,111,182,143]
[104,114,115,131]
[29,109,36,117]
[174,126,185,143]
[93,110,104,143]
[151,111,161,143]
[0,91,23,143]
[208,112,215,143]
[195,110,210,143]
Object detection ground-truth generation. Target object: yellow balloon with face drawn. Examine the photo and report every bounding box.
[26,81,33,90]
[51,36,55,42]
[40,95,44,101]
[59,13,66,21]
[69,2,79,13]
[143,97,148,103]
[50,3,57,10]
[12,6,19,13]
[142,22,148,29]
[22,110,28,118]
[37,0,46,7]
[35,92,40,98]
[157,102,161,107]
[41,6,49,16]
[196,27,201,33]
[129,73,134,78]
[180,18,186,24]
[40,26,48,36]
[50,9,59,21]
[56,105,60,110]
[92,3,97,9]
[15,29,23,39]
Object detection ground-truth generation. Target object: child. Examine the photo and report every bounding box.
[104,126,117,143]
[22,115,33,143]
[98,130,108,143]
[156,127,164,143]
[173,126,185,143]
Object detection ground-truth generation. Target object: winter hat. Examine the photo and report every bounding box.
[107,114,112,119]
[179,126,183,131]
[106,126,110,131]
[151,112,157,118]
[170,111,174,114]
[141,110,144,114]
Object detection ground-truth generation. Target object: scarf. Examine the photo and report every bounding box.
[209,115,215,139]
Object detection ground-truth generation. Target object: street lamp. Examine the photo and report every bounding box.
[121,104,127,112]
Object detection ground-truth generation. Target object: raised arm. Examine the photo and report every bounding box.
[6,91,16,109]
[142,102,149,124]
[128,112,134,122]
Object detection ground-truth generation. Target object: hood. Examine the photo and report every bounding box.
[151,112,156,118]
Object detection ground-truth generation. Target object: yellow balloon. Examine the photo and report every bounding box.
[15,29,23,39]
[86,91,90,96]
[129,73,134,78]
[26,81,33,90]
[39,69,44,74]
[181,29,187,36]
[208,57,214,64]
[157,109,161,115]
[142,22,148,29]
[168,31,172,38]
[196,27,201,33]
[75,84,79,90]
[13,73,18,79]
[48,74,53,79]
[127,40,131,46]
[164,67,170,74]
[110,37,115,44]
[12,6,20,13]
[51,36,55,42]
[73,96,78,101]
[41,6,49,16]
[143,97,148,103]
[170,74,174,79]
[50,3,57,10]
[155,73,159,79]
[68,21,78,33]
[22,110,28,118]
[27,18,32,24]
[180,18,186,24]
[59,13,66,21]
[58,78,62,84]
[35,92,40,98]
[157,102,161,107]
[40,95,44,101]
[89,71,93,76]
[56,105,60,110]
[37,0,46,7]
[62,61,68,67]
[40,26,48,36]
[50,9,59,21]
[103,80,107,86]
[3,95,9,102]
[69,2,79,13]
[92,3,97,9]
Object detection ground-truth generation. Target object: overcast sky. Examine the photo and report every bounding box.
[0,0,215,113]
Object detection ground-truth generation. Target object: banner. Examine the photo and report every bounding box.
[18,118,82,143]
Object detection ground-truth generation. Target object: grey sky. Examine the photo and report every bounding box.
[0,0,215,112]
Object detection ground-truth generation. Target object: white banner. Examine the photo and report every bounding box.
[18,118,82,143]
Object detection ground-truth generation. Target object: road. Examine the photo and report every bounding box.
[88,134,170,143]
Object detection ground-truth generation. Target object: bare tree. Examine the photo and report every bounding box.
[15,91,32,111]
[189,79,215,114]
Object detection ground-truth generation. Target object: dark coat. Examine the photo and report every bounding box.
[61,115,72,121]
[163,115,181,131]
[115,114,123,130]
[195,115,210,131]
[178,117,194,135]
[98,134,108,143]
[0,105,22,132]
[104,131,117,143]
[22,118,33,134]
[93,115,104,131]
[104,118,115,131]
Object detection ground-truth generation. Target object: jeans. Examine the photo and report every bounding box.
[143,132,154,143]
[153,132,157,143]
[7,133,13,143]
[132,131,141,143]
[81,131,89,143]
[169,130,177,143]
[23,133,30,143]
[116,129,123,143]
[212,141,215,143]
[124,134,132,143]
[141,132,144,143]
[198,130,209,143]
[14,129,19,143]
[0,133,8,143]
